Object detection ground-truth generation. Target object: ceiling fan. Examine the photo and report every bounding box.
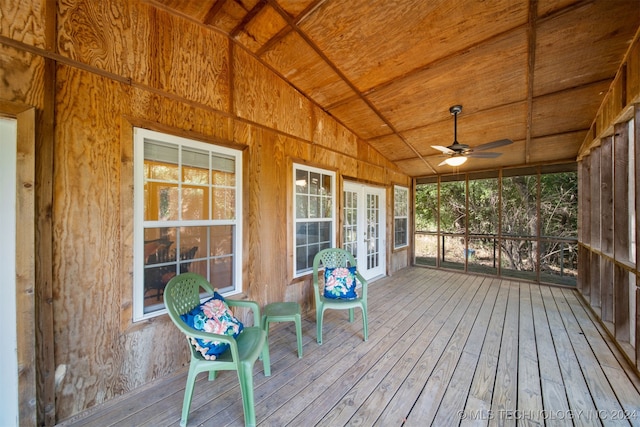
[432,105,513,167]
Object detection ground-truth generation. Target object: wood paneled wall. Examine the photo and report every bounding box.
[0,0,411,423]
[577,32,640,373]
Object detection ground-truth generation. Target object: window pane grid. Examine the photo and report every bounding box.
[394,186,409,248]
[135,128,241,320]
[294,164,334,275]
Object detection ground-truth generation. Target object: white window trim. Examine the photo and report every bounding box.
[133,128,243,321]
[394,185,409,249]
[293,163,336,278]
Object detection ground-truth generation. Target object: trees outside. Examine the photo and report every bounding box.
[415,169,578,285]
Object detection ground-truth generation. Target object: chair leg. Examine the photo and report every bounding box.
[316,307,324,345]
[260,318,269,362]
[349,307,354,322]
[262,337,271,377]
[294,313,303,358]
[362,304,368,341]
[238,361,257,427]
[180,362,199,427]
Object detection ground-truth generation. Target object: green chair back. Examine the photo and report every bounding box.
[312,248,369,344]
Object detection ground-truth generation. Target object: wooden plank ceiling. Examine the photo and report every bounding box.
[148,0,639,177]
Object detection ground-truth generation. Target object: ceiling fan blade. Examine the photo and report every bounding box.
[467,151,502,158]
[438,158,452,166]
[432,145,455,154]
[473,138,513,152]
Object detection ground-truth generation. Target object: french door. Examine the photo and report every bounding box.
[343,181,386,280]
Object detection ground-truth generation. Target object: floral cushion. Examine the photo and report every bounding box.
[324,266,358,300]
[180,292,244,360]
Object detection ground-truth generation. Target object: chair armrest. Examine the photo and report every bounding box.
[356,271,368,300]
[185,329,236,347]
[182,328,241,362]
[226,299,261,327]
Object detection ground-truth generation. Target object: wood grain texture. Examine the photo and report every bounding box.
[368,133,413,162]
[54,66,126,417]
[13,105,37,426]
[234,3,287,53]
[143,0,639,177]
[246,125,289,304]
[298,0,528,92]
[528,131,586,164]
[328,96,390,140]
[0,0,47,47]
[312,105,357,157]
[600,137,614,256]
[233,47,312,141]
[533,0,638,97]
[367,28,529,132]
[57,0,135,78]
[260,30,356,106]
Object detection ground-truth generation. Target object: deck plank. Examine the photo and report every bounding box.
[530,283,573,427]
[403,276,493,425]
[369,274,486,426]
[55,268,640,427]
[540,285,601,427]
[488,280,520,427]
[516,282,544,426]
[431,276,501,426]
[461,278,510,426]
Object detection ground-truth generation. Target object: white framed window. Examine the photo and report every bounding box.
[394,185,409,249]
[133,128,243,321]
[293,164,335,276]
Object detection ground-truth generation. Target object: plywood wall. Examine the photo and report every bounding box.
[0,0,411,423]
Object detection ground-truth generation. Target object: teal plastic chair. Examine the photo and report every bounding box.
[312,248,368,344]
[164,273,271,427]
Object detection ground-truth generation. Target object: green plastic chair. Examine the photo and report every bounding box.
[164,273,271,427]
[312,248,368,344]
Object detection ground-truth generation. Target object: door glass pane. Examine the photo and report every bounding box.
[366,194,380,269]
[344,190,358,255]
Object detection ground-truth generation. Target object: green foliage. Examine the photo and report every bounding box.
[415,184,438,231]
[414,171,578,275]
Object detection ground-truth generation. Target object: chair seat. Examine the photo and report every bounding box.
[263,301,300,319]
[319,295,363,308]
[211,327,266,364]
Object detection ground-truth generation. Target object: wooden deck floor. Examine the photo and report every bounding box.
[58,268,640,426]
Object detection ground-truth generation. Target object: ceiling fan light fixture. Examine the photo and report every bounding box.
[444,156,468,167]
